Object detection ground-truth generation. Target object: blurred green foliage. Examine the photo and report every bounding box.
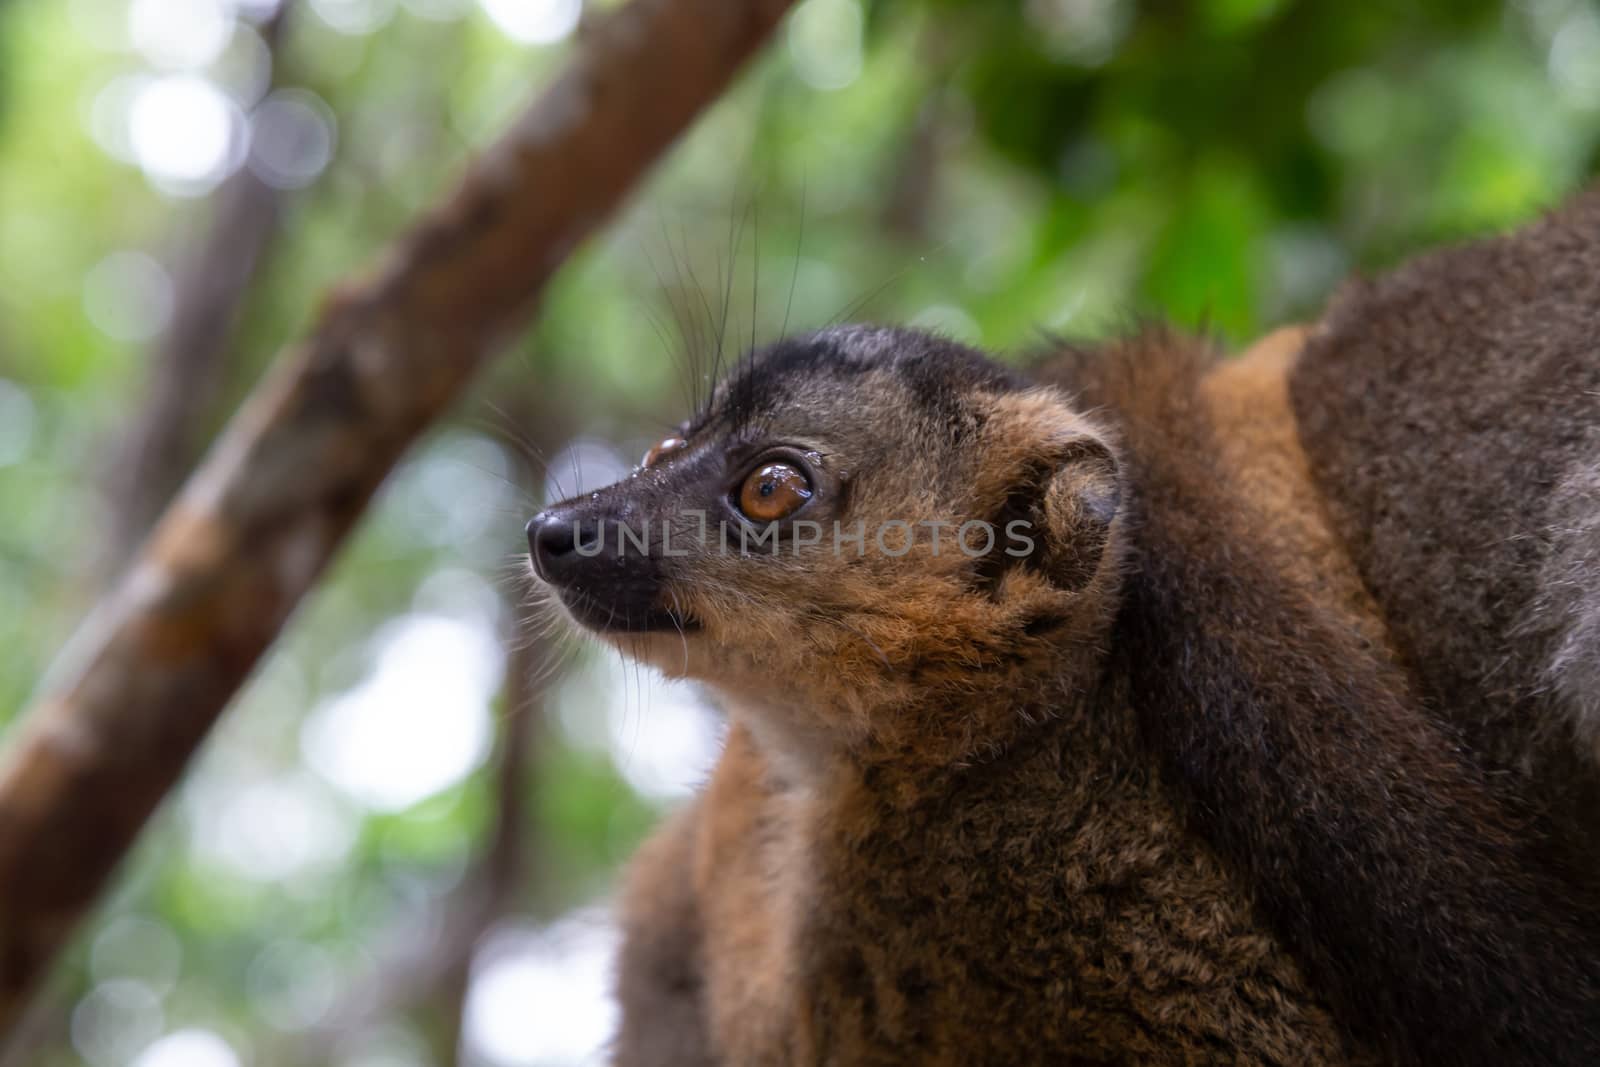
[0,0,1595,1064]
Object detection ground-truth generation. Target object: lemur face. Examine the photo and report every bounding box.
[527,326,1123,746]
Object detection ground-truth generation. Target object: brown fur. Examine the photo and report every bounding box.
[613,804,714,1066]
[1289,189,1600,868]
[529,197,1600,1066]
[626,713,1368,1066]
[1198,328,1393,659]
[1047,329,1600,1066]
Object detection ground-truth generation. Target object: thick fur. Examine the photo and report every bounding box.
[1044,331,1600,1065]
[647,711,1370,1066]
[613,805,714,1067]
[529,195,1600,1066]
[1289,190,1600,868]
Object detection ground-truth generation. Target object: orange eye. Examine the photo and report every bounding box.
[642,436,688,468]
[738,462,813,522]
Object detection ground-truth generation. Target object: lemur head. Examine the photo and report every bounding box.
[527,326,1124,767]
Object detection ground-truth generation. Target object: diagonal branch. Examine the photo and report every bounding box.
[0,0,793,1038]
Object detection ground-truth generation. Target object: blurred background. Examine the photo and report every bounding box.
[0,0,1596,1063]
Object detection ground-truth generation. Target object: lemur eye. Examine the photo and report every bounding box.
[737,462,812,522]
[643,436,688,468]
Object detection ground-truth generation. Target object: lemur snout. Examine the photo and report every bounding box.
[525,508,587,584]
[525,503,690,633]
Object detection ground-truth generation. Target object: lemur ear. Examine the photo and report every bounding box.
[1032,436,1120,589]
[979,389,1121,592]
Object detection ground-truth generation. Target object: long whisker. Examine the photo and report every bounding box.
[640,234,702,418]
[666,586,691,676]
[781,176,805,342]
[827,239,953,328]
[750,194,760,360]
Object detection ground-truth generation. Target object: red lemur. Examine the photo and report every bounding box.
[525,189,1600,1064]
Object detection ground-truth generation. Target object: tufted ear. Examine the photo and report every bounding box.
[978,390,1122,592]
[1032,436,1120,588]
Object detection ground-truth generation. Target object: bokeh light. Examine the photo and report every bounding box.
[0,380,36,468]
[303,614,501,812]
[249,89,339,188]
[82,251,174,343]
[128,74,248,192]
[128,0,234,70]
[130,1029,242,1067]
[464,912,619,1066]
[787,0,863,91]
[478,0,581,45]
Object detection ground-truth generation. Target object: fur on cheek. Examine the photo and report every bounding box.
[649,552,1111,766]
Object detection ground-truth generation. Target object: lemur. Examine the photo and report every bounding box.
[525,189,1600,1065]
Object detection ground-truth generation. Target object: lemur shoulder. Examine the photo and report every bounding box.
[529,189,1600,1065]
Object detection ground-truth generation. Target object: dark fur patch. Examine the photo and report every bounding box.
[1046,331,1600,1066]
[697,326,1025,438]
[1289,189,1600,874]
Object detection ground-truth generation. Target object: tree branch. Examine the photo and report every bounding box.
[0,0,792,1038]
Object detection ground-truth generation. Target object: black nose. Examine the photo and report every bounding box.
[527,511,582,583]
[523,507,685,633]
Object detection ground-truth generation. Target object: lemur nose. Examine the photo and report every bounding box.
[527,511,581,583]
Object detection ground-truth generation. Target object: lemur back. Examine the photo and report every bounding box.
[1040,326,1600,1066]
[1289,190,1600,868]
